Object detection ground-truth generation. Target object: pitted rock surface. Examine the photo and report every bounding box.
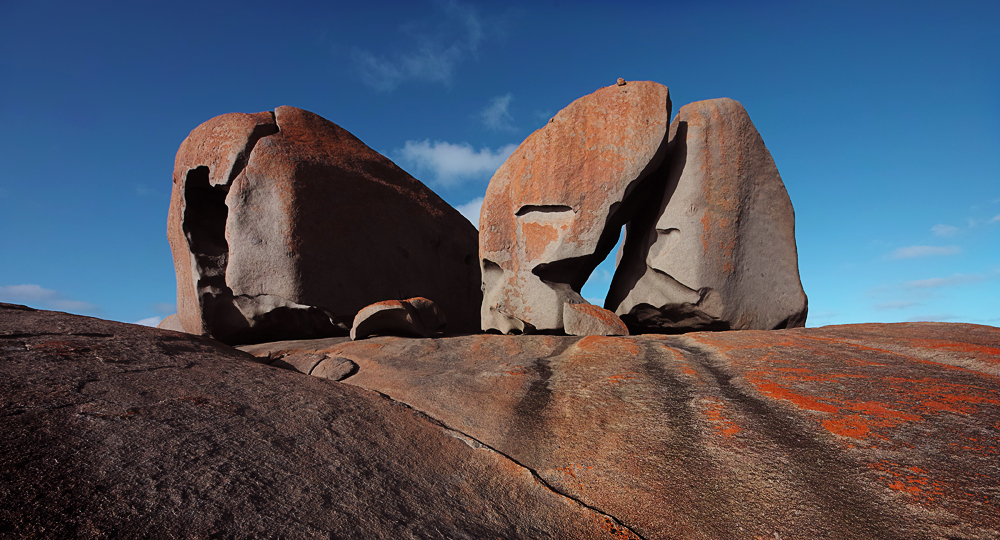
[480,81,672,333]
[0,303,642,539]
[607,98,808,332]
[168,106,481,345]
[245,322,1000,540]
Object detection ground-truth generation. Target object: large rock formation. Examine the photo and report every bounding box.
[168,106,481,345]
[0,303,638,539]
[243,322,1000,540]
[479,81,672,333]
[607,98,808,332]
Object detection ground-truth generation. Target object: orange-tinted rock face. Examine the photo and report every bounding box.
[480,81,671,333]
[607,98,808,332]
[243,322,1000,539]
[168,107,481,344]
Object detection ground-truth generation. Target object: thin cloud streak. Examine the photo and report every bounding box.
[874,301,919,310]
[888,245,961,259]
[397,140,517,187]
[930,224,959,237]
[0,284,98,313]
[905,272,996,289]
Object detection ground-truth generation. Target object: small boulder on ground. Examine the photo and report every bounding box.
[563,303,629,336]
[350,297,447,340]
[479,80,672,333]
[607,98,808,332]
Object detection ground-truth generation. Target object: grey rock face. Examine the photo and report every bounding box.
[479,81,672,333]
[168,106,481,345]
[607,98,807,332]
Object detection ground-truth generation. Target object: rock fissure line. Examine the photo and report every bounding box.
[364,387,649,540]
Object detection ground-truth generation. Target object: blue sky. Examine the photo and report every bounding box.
[0,0,997,328]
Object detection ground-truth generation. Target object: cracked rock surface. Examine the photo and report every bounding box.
[0,303,641,539]
[168,106,481,345]
[245,322,1000,540]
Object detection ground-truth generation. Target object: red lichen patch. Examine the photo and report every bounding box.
[867,460,952,505]
[520,221,561,262]
[607,372,639,384]
[572,336,640,358]
[594,515,640,540]
[906,338,1000,358]
[822,416,870,439]
[699,397,741,438]
[747,376,839,414]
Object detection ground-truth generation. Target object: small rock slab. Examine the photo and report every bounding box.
[350,297,446,340]
[563,303,629,336]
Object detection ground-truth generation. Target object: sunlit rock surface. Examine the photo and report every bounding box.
[245,322,1000,540]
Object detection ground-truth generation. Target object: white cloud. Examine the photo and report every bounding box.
[480,93,516,132]
[135,316,164,327]
[888,245,961,259]
[874,301,919,311]
[456,196,483,228]
[905,273,993,289]
[991,214,1000,223]
[0,284,58,302]
[906,314,958,322]
[930,224,960,237]
[397,140,517,186]
[0,284,98,313]
[352,0,486,92]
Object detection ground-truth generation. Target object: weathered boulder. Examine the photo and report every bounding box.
[0,303,640,539]
[168,106,481,345]
[244,322,1000,540]
[480,80,672,333]
[607,98,808,332]
[350,297,446,340]
[562,302,629,336]
[156,313,185,332]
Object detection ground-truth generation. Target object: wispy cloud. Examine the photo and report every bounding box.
[905,272,996,289]
[0,284,98,313]
[135,316,164,327]
[352,0,487,92]
[456,196,483,228]
[874,301,919,310]
[930,224,960,237]
[396,140,517,187]
[152,302,176,315]
[480,93,516,131]
[991,214,1000,223]
[888,245,961,259]
[906,314,958,322]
